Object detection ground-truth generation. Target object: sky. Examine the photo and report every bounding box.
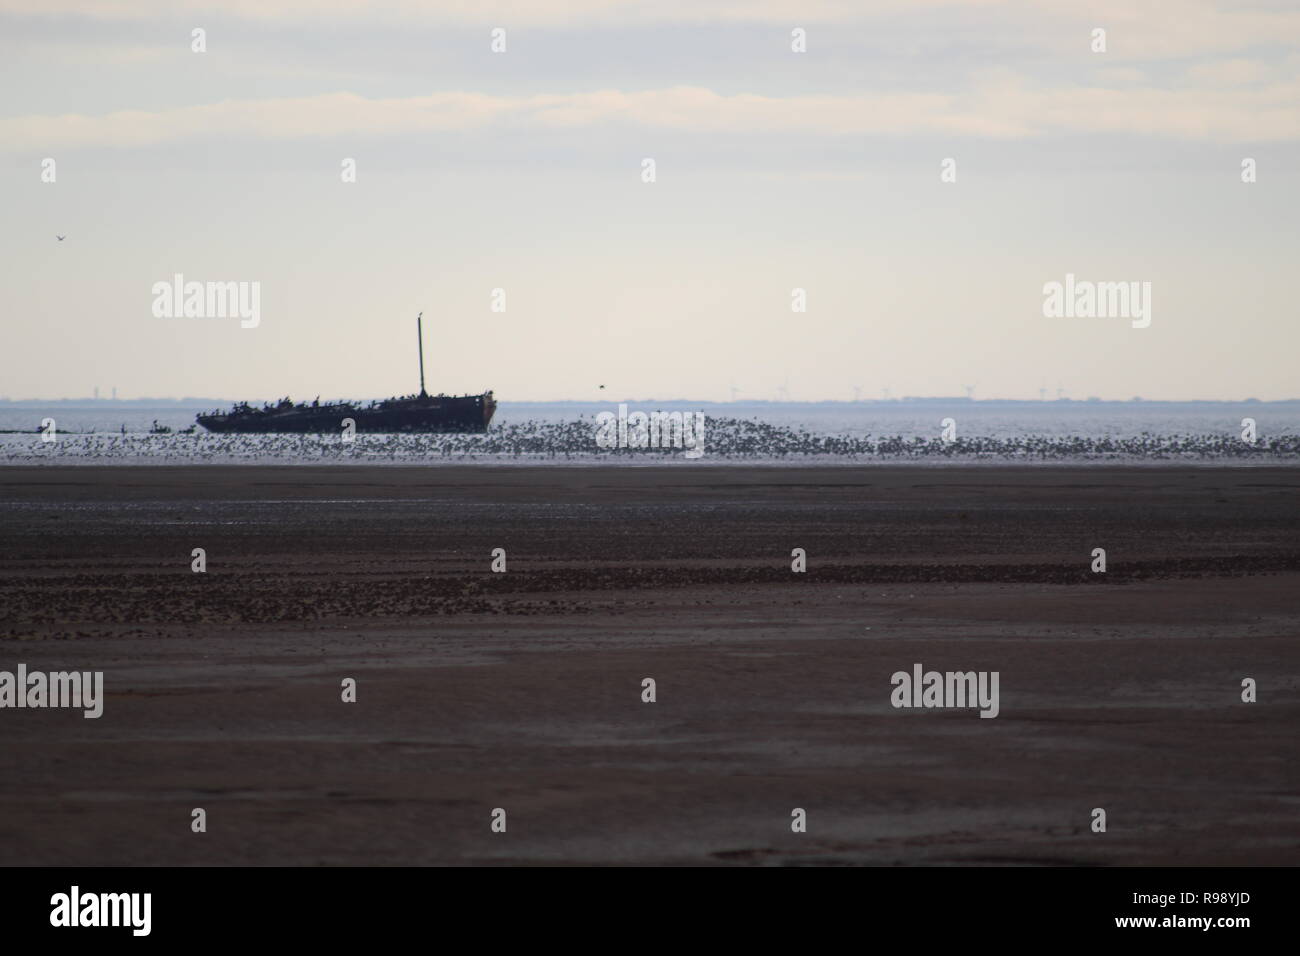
[1,0,1297,402]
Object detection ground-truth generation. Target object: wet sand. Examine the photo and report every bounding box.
[0,465,1297,865]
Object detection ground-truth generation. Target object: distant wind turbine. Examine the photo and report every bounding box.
[729,385,740,402]
[853,385,862,402]
[963,384,975,400]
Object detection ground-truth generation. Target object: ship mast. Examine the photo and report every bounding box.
[417,312,427,397]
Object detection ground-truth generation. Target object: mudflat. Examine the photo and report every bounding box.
[0,465,1297,865]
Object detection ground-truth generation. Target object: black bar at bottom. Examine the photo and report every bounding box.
[1,866,1282,944]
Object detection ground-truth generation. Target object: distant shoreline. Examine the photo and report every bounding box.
[3,398,1299,408]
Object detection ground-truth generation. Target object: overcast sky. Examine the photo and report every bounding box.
[2,0,1297,401]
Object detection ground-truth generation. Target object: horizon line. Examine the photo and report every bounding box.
[3,396,1298,406]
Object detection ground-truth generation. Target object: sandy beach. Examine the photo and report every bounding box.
[1,465,1296,866]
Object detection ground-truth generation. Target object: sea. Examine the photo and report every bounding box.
[1,401,1296,465]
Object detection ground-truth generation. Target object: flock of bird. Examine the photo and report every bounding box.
[3,417,1297,463]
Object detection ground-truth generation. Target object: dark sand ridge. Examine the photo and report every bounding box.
[0,466,1296,865]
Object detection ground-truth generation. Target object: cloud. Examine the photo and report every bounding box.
[0,1,1002,26]
[1186,58,1271,86]
[4,77,1298,151]
[2,0,1298,61]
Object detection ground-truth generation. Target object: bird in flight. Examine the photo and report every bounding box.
[598,384,605,389]
[55,235,65,241]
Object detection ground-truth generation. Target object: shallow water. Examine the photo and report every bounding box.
[3,399,1296,440]
[1,404,1296,466]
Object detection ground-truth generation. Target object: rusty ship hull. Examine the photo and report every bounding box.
[197,392,495,434]
[196,313,495,435]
